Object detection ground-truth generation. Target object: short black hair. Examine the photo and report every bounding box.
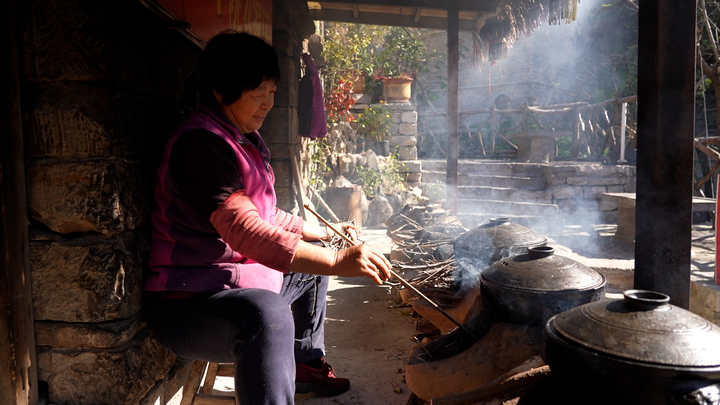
[197,31,280,106]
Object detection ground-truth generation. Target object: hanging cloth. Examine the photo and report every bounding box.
[298,53,328,139]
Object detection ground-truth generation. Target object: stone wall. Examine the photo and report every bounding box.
[20,0,197,403]
[547,163,637,224]
[351,102,424,186]
[20,0,316,403]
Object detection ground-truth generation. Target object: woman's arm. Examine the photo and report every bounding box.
[290,241,390,285]
[211,191,390,283]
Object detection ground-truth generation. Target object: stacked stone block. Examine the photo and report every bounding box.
[352,103,423,187]
[20,0,199,403]
[547,164,637,224]
[388,104,422,186]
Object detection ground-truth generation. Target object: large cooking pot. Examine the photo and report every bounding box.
[545,290,720,405]
[480,246,606,326]
[454,218,548,282]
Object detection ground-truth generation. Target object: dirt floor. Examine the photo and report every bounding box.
[200,221,720,405]
[293,227,419,405]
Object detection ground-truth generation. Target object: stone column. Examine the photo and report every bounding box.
[387,103,423,187]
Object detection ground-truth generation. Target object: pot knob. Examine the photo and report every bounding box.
[623,289,670,311]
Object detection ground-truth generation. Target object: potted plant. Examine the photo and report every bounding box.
[374,27,427,102]
[357,105,392,156]
[322,23,377,96]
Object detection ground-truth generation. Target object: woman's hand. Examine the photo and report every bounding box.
[301,222,359,242]
[290,240,392,285]
[332,244,391,285]
[338,223,359,242]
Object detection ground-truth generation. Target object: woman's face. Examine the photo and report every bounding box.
[223,79,276,134]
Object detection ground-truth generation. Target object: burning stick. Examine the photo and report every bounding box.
[303,204,476,338]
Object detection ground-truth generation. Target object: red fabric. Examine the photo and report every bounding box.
[211,190,301,273]
[274,207,304,234]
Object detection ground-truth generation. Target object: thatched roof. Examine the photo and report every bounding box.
[500,0,578,44]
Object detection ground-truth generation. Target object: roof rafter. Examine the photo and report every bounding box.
[311,0,501,12]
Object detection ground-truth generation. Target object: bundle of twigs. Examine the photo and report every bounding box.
[393,259,457,290]
[320,221,356,252]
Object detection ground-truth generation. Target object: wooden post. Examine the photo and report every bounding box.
[490,106,497,155]
[446,5,460,213]
[0,0,39,403]
[635,0,696,308]
[571,107,580,158]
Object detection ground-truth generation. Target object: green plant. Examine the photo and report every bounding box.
[421,182,445,202]
[374,27,427,79]
[322,23,378,88]
[308,139,332,190]
[356,105,392,142]
[355,153,406,197]
[356,165,382,196]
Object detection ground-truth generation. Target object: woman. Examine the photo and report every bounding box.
[144,31,392,404]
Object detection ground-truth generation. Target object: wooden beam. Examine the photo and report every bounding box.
[446,6,459,213]
[313,0,498,12]
[634,0,696,308]
[414,7,422,23]
[308,9,478,30]
[0,0,39,403]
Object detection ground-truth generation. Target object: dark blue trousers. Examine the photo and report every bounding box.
[144,273,328,405]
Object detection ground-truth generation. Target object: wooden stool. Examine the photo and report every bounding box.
[181,361,237,405]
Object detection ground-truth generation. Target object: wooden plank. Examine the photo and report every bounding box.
[0,0,38,402]
[193,394,237,405]
[180,361,207,405]
[290,145,308,220]
[314,0,496,12]
[216,364,235,378]
[505,131,573,139]
[201,363,219,395]
[308,9,478,30]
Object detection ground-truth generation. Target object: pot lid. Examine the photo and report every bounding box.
[481,246,605,292]
[548,290,720,368]
[454,218,548,251]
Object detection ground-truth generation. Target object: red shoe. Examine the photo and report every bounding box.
[295,358,350,396]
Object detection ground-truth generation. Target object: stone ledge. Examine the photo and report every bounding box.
[26,160,149,234]
[38,329,176,405]
[30,231,145,323]
[35,313,145,349]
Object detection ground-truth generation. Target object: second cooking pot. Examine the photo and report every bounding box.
[480,246,606,326]
[545,290,720,404]
[454,218,548,282]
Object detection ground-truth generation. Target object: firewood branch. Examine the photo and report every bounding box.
[430,356,550,405]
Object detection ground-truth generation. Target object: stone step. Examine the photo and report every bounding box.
[457,213,566,234]
[423,171,547,190]
[457,199,560,217]
[458,186,552,203]
[419,159,548,178]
